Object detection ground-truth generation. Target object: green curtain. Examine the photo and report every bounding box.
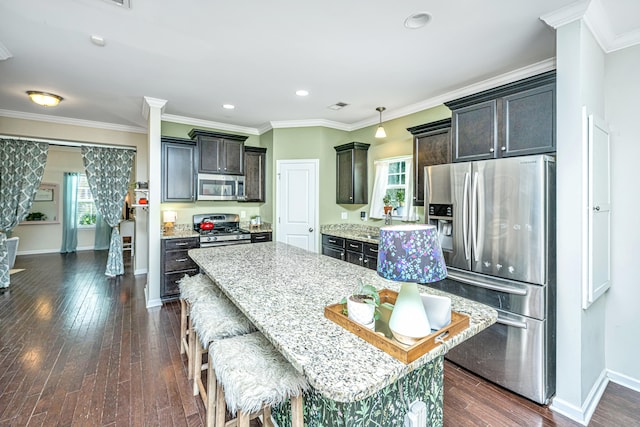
[60,172,79,253]
[81,146,134,277]
[94,212,111,250]
[0,139,49,288]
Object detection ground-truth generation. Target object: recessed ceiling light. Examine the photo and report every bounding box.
[223,104,235,110]
[404,12,432,29]
[296,90,309,97]
[26,91,63,107]
[90,35,106,47]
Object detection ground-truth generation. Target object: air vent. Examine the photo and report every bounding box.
[103,0,131,8]
[328,102,349,110]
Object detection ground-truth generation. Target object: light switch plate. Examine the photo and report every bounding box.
[341,212,348,220]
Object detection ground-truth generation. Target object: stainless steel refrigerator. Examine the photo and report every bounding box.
[425,154,556,404]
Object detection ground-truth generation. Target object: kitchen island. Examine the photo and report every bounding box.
[189,242,497,426]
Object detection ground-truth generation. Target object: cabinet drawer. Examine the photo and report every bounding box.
[322,246,345,261]
[345,240,363,252]
[322,234,345,248]
[364,243,378,257]
[251,232,272,243]
[165,251,198,272]
[164,238,199,251]
[163,270,198,300]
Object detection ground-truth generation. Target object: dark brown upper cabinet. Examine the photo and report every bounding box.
[188,129,248,175]
[335,142,370,205]
[407,118,452,206]
[243,146,267,203]
[445,71,556,163]
[161,136,196,202]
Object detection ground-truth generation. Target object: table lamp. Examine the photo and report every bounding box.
[377,224,447,345]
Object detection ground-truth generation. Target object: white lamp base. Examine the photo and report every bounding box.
[389,282,431,345]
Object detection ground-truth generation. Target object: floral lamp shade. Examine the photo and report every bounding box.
[377,224,448,345]
[377,224,447,283]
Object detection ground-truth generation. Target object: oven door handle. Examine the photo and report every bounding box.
[496,316,528,329]
[447,273,528,296]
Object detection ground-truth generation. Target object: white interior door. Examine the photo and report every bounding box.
[583,108,611,309]
[276,160,319,252]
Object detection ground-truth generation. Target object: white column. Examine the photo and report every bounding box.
[143,96,167,308]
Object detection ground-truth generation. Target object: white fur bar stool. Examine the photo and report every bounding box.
[209,332,308,427]
[190,296,256,424]
[178,273,218,379]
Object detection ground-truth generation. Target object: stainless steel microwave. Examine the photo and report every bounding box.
[197,174,245,201]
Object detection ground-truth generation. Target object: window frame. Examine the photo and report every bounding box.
[77,174,98,229]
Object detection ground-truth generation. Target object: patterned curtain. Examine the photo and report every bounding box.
[0,139,49,288]
[81,146,134,277]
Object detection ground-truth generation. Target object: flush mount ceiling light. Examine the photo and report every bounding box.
[26,91,63,107]
[375,107,387,138]
[222,104,235,110]
[404,12,432,29]
[90,35,106,47]
[296,89,309,97]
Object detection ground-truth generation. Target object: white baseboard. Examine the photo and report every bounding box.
[18,246,95,255]
[607,369,640,393]
[134,267,148,275]
[144,284,162,309]
[550,369,609,426]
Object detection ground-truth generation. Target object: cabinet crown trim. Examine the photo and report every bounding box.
[161,136,195,145]
[334,141,370,152]
[445,70,556,110]
[407,118,452,135]
[188,128,249,142]
[244,146,267,153]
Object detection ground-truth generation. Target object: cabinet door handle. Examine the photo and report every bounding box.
[363,259,368,264]
[501,146,506,151]
[369,248,378,253]
[175,242,189,246]
[328,238,337,244]
[489,147,495,153]
[349,243,359,248]
[175,258,189,262]
[255,235,266,240]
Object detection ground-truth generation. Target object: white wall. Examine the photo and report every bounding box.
[554,19,607,419]
[604,44,640,385]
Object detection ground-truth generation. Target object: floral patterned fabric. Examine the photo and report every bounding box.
[0,139,48,288]
[81,146,134,277]
[273,356,444,427]
[377,224,447,283]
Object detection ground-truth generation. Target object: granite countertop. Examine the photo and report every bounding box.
[188,242,497,403]
[320,223,381,244]
[161,228,199,239]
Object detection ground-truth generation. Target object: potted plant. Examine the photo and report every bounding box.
[383,194,393,214]
[341,280,381,328]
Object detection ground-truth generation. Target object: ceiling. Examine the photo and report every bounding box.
[1,0,639,134]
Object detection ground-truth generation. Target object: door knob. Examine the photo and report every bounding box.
[308,227,314,232]
[593,206,601,211]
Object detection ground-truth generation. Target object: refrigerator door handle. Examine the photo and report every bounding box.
[447,272,528,296]
[496,316,528,329]
[471,171,480,261]
[462,172,471,260]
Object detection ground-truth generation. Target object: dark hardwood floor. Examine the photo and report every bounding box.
[1,251,638,426]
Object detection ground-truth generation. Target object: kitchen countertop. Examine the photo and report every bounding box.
[320,223,381,244]
[188,242,497,403]
[240,222,272,233]
[160,225,199,239]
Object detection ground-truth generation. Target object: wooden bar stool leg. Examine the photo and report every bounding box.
[215,382,226,427]
[193,337,203,396]
[262,406,274,427]
[188,316,196,379]
[206,358,217,427]
[180,299,188,354]
[238,411,250,427]
[291,395,304,427]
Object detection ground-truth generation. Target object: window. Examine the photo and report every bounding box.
[370,156,413,219]
[77,175,98,226]
[385,161,407,215]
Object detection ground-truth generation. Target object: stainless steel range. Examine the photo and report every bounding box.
[193,213,251,247]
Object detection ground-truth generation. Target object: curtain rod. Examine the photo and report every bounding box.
[0,134,137,151]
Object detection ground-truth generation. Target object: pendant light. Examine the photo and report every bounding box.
[375,107,387,138]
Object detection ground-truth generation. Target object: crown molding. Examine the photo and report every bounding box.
[142,96,167,120]
[0,41,12,60]
[269,119,352,132]
[541,0,640,53]
[161,113,260,136]
[0,109,146,133]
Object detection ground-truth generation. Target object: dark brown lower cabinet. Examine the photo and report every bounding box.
[161,237,199,301]
[251,232,272,243]
[322,234,378,271]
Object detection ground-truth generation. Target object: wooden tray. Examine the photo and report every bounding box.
[324,289,469,364]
